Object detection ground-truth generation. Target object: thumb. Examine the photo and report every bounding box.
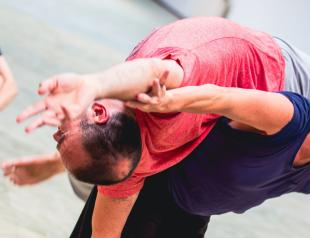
[60,103,81,120]
[159,70,169,85]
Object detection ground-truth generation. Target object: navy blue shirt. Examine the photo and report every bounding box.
[169,92,310,216]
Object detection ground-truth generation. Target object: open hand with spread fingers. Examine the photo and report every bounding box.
[16,73,98,133]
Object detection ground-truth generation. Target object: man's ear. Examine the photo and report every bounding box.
[92,103,109,124]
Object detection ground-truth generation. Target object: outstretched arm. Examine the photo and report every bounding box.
[90,58,183,100]
[92,192,139,238]
[0,55,18,110]
[17,58,183,131]
[126,83,294,135]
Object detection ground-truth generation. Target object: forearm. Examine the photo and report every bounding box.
[169,84,293,134]
[166,84,228,113]
[89,58,183,101]
[92,192,139,238]
[219,87,294,134]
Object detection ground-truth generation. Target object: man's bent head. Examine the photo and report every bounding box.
[54,99,141,185]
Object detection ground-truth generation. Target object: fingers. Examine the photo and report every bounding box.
[151,78,166,100]
[25,117,59,133]
[60,103,79,121]
[24,110,60,133]
[17,98,65,123]
[48,102,81,122]
[17,100,81,133]
[1,161,15,176]
[23,104,82,133]
[159,70,169,85]
[162,85,166,98]
[152,78,161,98]
[3,167,21,185]
[136,93,154,104]
[16,100,47,123]
[9,174,21,185]
[17,95,68,126]
[3,166,13,176]
[1,162,21,185]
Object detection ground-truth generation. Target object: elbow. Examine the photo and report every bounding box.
[148,58,163,78]
[148,58,183,89]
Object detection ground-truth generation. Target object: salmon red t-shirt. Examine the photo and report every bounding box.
[98,17,285,198]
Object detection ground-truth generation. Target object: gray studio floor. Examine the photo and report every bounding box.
[0,0,309,237]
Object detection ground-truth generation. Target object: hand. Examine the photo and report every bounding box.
[1,152,64,185]
[125,78,175,113]
[16,73,98,133]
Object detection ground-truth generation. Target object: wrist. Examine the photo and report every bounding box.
[45,153,65,173]
[166,91,177,111]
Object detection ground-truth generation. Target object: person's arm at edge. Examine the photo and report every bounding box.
[0,55,18,110]
[92,191,139,238]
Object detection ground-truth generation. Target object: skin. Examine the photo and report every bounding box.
[0,56,18,110]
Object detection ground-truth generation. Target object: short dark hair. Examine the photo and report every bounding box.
[74,112,141,185]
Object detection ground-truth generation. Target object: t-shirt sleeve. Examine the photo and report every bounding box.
[270,91,310,140]
[191,38,284,92]
[98,174,145,198]
[128,43,203,89]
